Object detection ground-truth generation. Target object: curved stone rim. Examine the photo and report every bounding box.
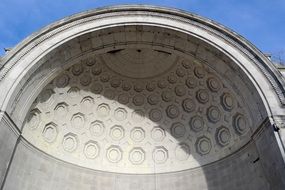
[1,5,283,108]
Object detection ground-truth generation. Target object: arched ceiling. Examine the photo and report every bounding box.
[0,5,283,176]
[23,32,252,173]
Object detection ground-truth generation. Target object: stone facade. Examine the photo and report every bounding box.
[0,5,285,190]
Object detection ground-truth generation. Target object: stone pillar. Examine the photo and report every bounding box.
[254,117,285,190]
[0,112,19,189]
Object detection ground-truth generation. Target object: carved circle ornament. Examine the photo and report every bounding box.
[71,64,84,76]
[133,94,145,106]
[89,120,105,137]
[97,103,110,117]
[216,127,231,146]
[196,136,212,156]
[134,83,144,92]
[114,108,127,121]
[166,104,180,119]
[207,77,221,92]
[147,94,160,105]
[196,89,209,104]
[190,116,204,132]
[23,42,252,174]
[80,74,92,86]
[81,96,94,108]
[221,93,235,111]
[85,59,95,67]
[233,113,248,135]
[171,122,186,138]
[146,82,156,91]
[100,73,110,83]
[207,106,221,123]
[91,64,102,75]
[118,93,130,104]
[182,60,192,69]
[63,133,78,152]
[151,127,166,142]
[90,83,103,94]
[122,81,132,91]
[106,146,123,163]
[186,77,197,89]
[55,74,69,88]
[110,78,121,88]
[162,90,174,102]
[153,146,168,164]
[157,80,168,89]
[149,108,163,122]
[182,98,196,113]
[131,127,145,142]
[129,148,145,165]
[194,66,206,78]
[84,141,100,159]
[168,74,178,84]
[71,113,85,129]
[67,87,80,98]
[176,67,186,77]
[42,123,58,143]
[110,125,125,141]
[175,85,186,96]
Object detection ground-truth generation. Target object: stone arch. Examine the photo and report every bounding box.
[0,5,284,190]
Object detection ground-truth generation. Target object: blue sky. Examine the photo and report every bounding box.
[0,0,284,62]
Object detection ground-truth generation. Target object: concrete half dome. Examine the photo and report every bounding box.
[0,5,284,190]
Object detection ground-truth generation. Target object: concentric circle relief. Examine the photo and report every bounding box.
[196,136,212,156]
[153,146,168,164]
[216,127,231,146]
[131,127,145,142]
[151,127,166,142]
[97,103,110,117]
[42,122,58,143]
[84,141,100,159]
[190,116,204,132]
[55,74,69,88]
[207,77,221,92]
[89,120,105,137]
[233,113,249,135]
[106,146,123,163]
[149,109,163,122]
[129,148,145,165]
[114,108,127,121]
[110,125,125,141]
[207,106,221,123]
[221,93,235,111]
[166,105,180,119]
[171,122,186,138]
[54,102,68,119]
[62,133,78,152]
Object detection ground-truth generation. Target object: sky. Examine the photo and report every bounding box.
[0,0,284,62]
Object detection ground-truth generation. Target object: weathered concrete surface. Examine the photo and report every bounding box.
[3,139,269,190]
[0,113,19,188]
